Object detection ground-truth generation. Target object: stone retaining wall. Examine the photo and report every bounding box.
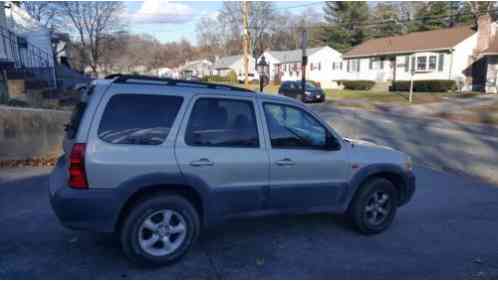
[0,106,71,161]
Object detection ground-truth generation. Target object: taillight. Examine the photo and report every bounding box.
[69,143,88,189]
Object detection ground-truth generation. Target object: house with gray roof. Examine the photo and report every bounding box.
[258,46,343,89]
[213,55,256,77]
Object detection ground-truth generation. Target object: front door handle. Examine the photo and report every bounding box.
[190,158,214,167]
[275,158,295,166]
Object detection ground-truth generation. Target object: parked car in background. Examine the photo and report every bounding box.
[50,74,415,266]
[278,81,325,103]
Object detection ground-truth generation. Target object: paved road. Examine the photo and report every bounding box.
[311,104,498,184]
[1,166,498,279]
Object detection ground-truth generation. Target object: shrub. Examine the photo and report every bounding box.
[338,80,375,91]
[201,71,238,84]
[226,70,237,83]
[391,80,456,92]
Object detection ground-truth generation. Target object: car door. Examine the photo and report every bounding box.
[175,94,270,217]
[278,82,288,96]
[288,82,298,98]
[261,101,351,210]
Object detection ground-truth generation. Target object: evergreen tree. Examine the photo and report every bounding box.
[408,2,452,32]
[322,1,369,53]
[370,2,404,38]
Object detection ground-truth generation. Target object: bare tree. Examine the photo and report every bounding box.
[60,1,126,77]
[21,1,63,30]
[218,2,277,56]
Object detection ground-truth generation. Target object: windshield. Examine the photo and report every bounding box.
[296,82,320,90]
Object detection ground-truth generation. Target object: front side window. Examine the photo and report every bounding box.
[185,98,259,147]
[264,103,330,149]
[98,94,183,145]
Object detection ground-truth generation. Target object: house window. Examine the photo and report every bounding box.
[416,56,427,71]
[438,54,444,72]
[340,62,343,70]
[350,59,360,72]
[318,62,321,71]
[332,62,336,70]
[429,55,437,70]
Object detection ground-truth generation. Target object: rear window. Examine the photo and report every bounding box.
[98,94,183,145]
[65,86,94,139]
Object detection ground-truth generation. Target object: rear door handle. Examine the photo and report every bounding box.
[275,158,295,166]
[190,158,214,167]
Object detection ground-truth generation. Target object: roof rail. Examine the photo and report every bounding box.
[104,74,254,93]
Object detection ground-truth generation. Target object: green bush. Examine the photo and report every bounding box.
[338,80,375,91]
[226,70,237,83]
[391,80,456,92]
[202,71,238,84]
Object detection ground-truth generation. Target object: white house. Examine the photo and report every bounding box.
[340,24,482,91]
[152,67,174,78]
[213,55,256,77]
[258,46,343,89]
[177,59,213,79]
[0,2,57,97]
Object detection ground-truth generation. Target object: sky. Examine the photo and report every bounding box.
[125,1,324,45]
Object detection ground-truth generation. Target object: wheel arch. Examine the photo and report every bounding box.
[346,164,410,208]
[112,173,209,233]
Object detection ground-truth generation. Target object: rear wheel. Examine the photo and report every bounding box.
[349,178,398,234]
[120,194,200,266]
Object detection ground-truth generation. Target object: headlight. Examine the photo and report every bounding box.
[404,157,413,172]
[304,91,312,96]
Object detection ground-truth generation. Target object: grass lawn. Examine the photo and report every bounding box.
[212,82,280,94]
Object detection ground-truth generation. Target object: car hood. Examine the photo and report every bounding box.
[345,138,408,166]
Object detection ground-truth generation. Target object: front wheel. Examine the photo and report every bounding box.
[120,194,200,266]
[349,178,398,234]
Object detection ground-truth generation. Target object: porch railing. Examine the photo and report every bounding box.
[0,25,56,89]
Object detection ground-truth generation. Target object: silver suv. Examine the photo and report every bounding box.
[50,75,415,266]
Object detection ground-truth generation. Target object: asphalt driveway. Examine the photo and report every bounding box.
[1,166,498,279]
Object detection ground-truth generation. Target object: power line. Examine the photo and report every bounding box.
[274,2,324,11]
[300,9,498,31]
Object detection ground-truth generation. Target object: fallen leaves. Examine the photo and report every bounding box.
[0,156,58,168]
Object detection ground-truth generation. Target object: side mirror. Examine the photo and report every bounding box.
[324,134,341,151]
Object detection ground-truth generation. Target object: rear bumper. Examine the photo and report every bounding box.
[303,94,325,103]
[49,159,119,232]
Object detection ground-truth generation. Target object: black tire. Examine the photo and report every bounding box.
[120,194,200,266]
[349,178,398,235]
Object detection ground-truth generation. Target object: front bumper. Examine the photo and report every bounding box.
[49,158,119,233]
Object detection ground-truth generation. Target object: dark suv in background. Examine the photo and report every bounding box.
[278,81,325,103]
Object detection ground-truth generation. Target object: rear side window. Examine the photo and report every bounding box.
[185,98,259,147]
[98,94,183,145]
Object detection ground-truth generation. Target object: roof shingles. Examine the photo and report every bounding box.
[344,25,476,58]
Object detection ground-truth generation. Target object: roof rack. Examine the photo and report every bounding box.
[104,74,255,93]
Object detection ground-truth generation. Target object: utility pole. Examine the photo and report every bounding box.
[301,29,307,95]
[242,1,250,87]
